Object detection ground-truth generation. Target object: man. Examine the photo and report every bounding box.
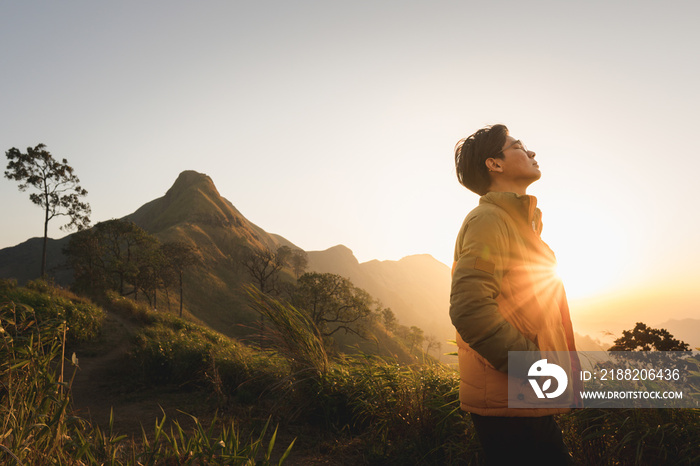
[450,124,578,465]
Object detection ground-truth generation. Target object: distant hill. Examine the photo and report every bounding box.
[0,171,427,361]
[573,332,608,351]
[0,236,72,285]
[655,318,700,350]
[307,245,455,349]
[0,171,290,336]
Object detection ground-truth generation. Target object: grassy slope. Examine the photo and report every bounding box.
[4,280,699,465]
[125,171,287,338]
[124,171,420,359]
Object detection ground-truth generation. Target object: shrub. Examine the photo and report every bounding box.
[562,407,700,465]
[0,279,105,343]
[210,345,289,405]
[104,289,157,324]
[121,294,290,404]
[131,324,216,384]
[314,356,478,464]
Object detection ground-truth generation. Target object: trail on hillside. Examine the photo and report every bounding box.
[69,310,137,429]
[69,309,211,436]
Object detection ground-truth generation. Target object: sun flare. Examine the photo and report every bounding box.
[544,208,630,301]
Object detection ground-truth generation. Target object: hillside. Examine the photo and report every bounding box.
[307,245,454,351]
[123,171,299,336]
[0,171,436,359]
[5,280,699,465]
[0,171,452,352]
[0,236,72,285]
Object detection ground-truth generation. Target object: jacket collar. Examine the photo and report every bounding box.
[479,191,543,235]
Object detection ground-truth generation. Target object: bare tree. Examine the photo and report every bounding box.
[290,249,309,279]
[292,272,374,338]
[5,144,91,278]
[162,241,199,317]
[238,245,290,295]
[134,242,167,309]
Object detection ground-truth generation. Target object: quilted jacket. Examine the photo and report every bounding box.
[449,191,578,416]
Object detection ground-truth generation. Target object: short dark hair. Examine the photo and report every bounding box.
[454,124,508,195]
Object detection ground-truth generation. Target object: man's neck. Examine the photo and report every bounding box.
[487,180,530,196]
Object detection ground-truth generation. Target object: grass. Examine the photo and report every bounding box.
[104,289,290,404]
[2,280,699,464]
[0,278,105,344]
[242,286,482,464]
[561,407,700,465]
[0,282,295,465]
[242,287,700,465]
[0,300,79,464]
[312,356,480,464]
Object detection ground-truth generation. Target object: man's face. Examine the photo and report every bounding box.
[497,135,541,183]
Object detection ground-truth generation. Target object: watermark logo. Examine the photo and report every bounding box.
[528,358,568,399]
[509,351,698,408]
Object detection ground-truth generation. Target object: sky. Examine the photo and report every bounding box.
[1,1,699,335]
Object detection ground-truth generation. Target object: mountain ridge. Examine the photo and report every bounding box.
[0,171,449,357]
[307,245,454,351]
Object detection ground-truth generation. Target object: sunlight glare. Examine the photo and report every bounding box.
[544,207,629,301]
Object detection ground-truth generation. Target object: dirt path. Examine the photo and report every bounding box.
[66,310,357,464]
[71,310,135,389]
[69,310,213,436]
[69,310,137,428]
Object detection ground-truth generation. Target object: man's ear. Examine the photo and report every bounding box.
[485,158,503,173]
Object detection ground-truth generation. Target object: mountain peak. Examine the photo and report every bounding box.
[320,245,359,264]
[306,245,359,277]
[126,170,252,238]
[125,170,284,253]
[166,171,217,198]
